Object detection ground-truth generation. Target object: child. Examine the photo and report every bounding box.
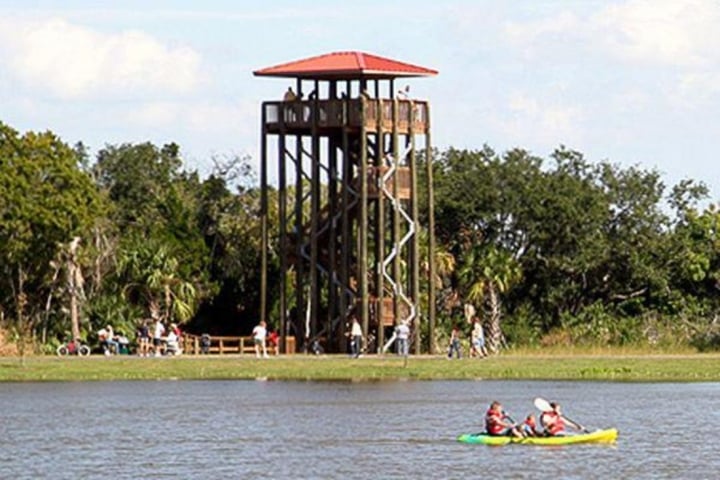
[470,319,487,358]
[447,325,461,359]
[521,414,541,437]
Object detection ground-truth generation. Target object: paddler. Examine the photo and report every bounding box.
[485,401,524,438]
[539,402,585,436]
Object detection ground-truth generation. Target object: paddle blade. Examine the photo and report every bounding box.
[534,397,552,412]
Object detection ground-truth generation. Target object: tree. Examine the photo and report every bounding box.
[459,245,521,353]
[91,142,216,329]
[667,203,720,313]
[431,146,539,339]
[116,242,197,324]
[0,122,106,346]
[191,155,268,334]
[429,145,701,345]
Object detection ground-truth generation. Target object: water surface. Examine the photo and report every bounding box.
[1,380,718,479]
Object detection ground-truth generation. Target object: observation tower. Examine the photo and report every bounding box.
[254,51,437,353]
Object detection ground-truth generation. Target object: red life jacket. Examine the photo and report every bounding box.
[543,412,565,435]
[485,409,505,435]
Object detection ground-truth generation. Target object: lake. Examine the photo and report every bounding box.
[1,380,718,479]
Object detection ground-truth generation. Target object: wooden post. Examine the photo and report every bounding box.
[278,125,288,353]
[260,105,268,331]
[339,85,351,353]
[425,105,436,354]
[310,82,321,347]
[409,106,421,353]
[392,99,402,345]
[359,88,370,342]
[294,121,304,348]
[375,97,386,353]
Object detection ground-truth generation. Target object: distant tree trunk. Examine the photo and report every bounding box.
[42,263,62,344]
[67,237,83,341]
[485,285,502,354]
[70,293,79,341]
[13,266,30,363]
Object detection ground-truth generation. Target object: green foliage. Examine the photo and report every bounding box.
[83,292,141,340]
[1,116,718,352]
[428,144,717,349]
[0,122,107,337]
[116,240,198,323]
[503,305,544,346]
[91,142,218,325]
[459,246,521,302]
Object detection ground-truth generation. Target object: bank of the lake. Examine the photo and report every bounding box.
[1,353,719,382]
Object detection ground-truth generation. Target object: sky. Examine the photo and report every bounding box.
[1,0,719,201]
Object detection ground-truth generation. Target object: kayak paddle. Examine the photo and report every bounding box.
[502,410,518,424]
[534,397,553,412]
[534,397,589,433]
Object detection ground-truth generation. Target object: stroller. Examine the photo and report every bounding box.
[200,334,211,354]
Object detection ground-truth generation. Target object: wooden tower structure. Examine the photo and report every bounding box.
[254,51,437,353]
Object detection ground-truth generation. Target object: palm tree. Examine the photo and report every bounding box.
[117,244,197,323]
[459,245,521,353]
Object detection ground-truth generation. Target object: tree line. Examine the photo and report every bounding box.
[427,146,719,351]
[0,121,718,353]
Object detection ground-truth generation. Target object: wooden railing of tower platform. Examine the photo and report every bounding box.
[261,99,429,134]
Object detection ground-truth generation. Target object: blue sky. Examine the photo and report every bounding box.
[1,0,719,201]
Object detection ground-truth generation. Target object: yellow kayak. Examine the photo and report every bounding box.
[457,428,618,446]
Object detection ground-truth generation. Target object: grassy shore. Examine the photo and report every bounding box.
[1,352,719,382]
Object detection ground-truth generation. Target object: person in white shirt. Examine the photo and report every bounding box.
[350,317,363,358]
[396,321,410,357]
[166,324,181,356]
[152,319,165,357]
[252,320,268,358]
[99,325,119,356]
[471,319,488,358]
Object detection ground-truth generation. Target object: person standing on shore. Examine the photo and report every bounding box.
[152,317,165,357]
[396,320,410,357]
[252,320,269,358]
[137,319,150,357]
[447,324,462,359]
[470,319,487,358]
[350,316,363,358]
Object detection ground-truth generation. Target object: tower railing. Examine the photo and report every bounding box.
[262,99,429,133]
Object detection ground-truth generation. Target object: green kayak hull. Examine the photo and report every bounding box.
[457,428,618,446]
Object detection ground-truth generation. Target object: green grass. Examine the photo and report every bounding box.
[1,352,720,382]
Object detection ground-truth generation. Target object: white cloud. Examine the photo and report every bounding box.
[0,16,201,99]
[595,0,720,68]
[676,72,720,105]
[497,0,720,110]
[125,99,257,138]
[126,101,181,126]
[501,1,720,68]
[494,92,584,147]
[504,11,582,46]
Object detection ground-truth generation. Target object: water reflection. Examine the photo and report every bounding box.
[0,380,718,479]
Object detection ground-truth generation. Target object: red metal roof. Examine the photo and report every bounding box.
[253,51,438,79]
